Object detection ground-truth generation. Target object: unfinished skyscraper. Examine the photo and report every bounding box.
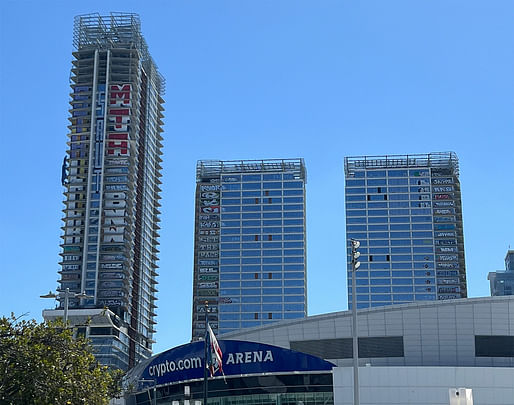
[43,13,165,370]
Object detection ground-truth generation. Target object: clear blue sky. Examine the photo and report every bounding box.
[0,0,512,354]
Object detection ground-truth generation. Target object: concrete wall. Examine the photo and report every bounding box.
[333,366,514,405]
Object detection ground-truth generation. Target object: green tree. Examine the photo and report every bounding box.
[0,314,123,405]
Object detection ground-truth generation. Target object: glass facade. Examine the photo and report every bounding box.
[344,153,467,309]
[192,159,307,339]
[134,374,333,405]
[50,13,164,370]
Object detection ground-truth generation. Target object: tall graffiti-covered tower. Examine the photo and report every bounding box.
[43,13,165,370]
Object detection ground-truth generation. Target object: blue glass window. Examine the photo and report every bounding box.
[389,186,409,193]
[392,263,412,269]
[242,242,261,249]
[263,227,282,233]
[347,217,367,224]
[263,288,283,295]
[347,179,366,186]
[242,198,259,205]
[347,203,367,209]
[263,220,281,226]
[242,220,260,226]
[413,247,433,253]
[284,295,304,302]
[263,212,282,218]
[284,264,303,270]
[221,273,240,280]
[284,272,304,279]
[242,258,260,264]
[348,225,367,231]
[370,279,390,285]
[242,191,261,197]
[221,258,240,264]
[369,239,389,246]
[393,294,413,301]
[371,294,392,301]
[392,286,413,292]
[284,249,304,256]
[284,303,305,311]
[262,242,282,248]
[263,205,282,211]
[367,170,386,178]
[388,178,408,185]
[263,257,282,264]
[412,216,432,222]
[222,183,241,190]
[242,250,260,257]
[284,234,303,240]
[346,195,366,201]
[415,294,435,301]
[263,304,282,311]
[222,191,240,197]
[263,182,282,189]
[367,179,387,186]
[284,219,303,226]
[263,280,282,287]
[388,170,408,177]
[284,227,303,233]
[412,231,433,238]
[222,214,241,220]
[367,202,388,208]
[368,217,388,223]
[242,265,260,272]
[284,241,304,248]
[243,183,261,190]
[283,189,303,196]
[284,257,303,263]
[369,232,389,239]
[347,188,366,194]
[392,278,413,285]
[222,206,241,212]
[262,295,283,302]
[221,243,240,249]
[222,199,241,205]
[263,174,282,180]
[283,204,303,211]
[389,201,409,208]
[283,181,303,188]
[242,175,261,181]
[220,281,240,288]
[262,249,282,256]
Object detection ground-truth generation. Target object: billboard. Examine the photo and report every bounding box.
[139,340,334,387]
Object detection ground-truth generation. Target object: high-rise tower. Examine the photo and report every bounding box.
[344,152,466,309]
[43,13,164,370]
[191,159,307,340]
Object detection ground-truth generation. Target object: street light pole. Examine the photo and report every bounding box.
[351,239,361,405]
[40,289,94,323]
[63,288,70,323]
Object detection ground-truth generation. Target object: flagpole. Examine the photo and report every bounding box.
[203,301,208,405]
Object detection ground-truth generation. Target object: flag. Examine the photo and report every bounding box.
[206,323,224,378]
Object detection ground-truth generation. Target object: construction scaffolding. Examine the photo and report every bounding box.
[345,152,459,176]
[73,13,165,94]
[197,158,307,182]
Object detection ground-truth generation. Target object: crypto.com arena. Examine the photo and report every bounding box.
[125,339,335,405]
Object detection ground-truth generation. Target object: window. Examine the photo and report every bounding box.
[475,336,514,357]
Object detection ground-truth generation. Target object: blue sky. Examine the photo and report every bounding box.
[0,0,512,354]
